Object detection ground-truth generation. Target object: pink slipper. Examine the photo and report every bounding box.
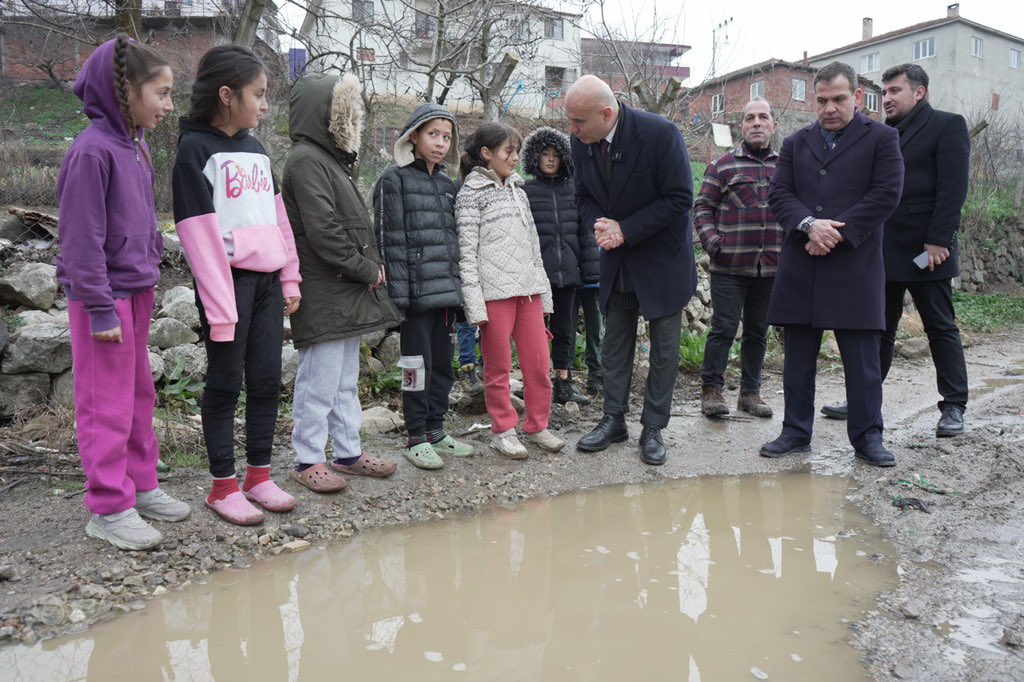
[206,491,265,526]
[243,480,296,513]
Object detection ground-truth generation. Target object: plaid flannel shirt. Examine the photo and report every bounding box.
[693,143,783,277]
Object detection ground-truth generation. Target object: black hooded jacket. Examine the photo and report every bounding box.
[521,126,600,289]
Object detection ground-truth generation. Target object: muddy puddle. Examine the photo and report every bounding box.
[2,473,895,681]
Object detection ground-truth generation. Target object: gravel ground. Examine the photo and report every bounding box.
[1,332,1023,680]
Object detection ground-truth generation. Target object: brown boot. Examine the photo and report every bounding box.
[701,385,729,417]
[738,393,773,418]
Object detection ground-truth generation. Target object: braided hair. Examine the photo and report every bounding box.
[459,122,522,181]
[111,33,169,167]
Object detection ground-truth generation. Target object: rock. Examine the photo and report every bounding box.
[162,344,207,380]
[152,586,168,597]
[258,534,272,546]
[563,401,580,417]
[0,626,14,641]
[282,524,310,538]
[0,565,14,581]
[899,337,931,360]
[148,318,199,349]
[159,286,201,329]
[149,351,165,382]
[45,369,74,411]
[79,584,110,600]
[361,330,386,349]
[14,310,55,326]
[281,343,298,388]
[2,323,73,373]
[0,373,49,419]
[68,609,86,624]
[30,595,70,627]
[689,320,707,336]
[282,539,311,553]
[899,600,924,620]
[122,575,145,588]
[361,405,403,434]
[282,316,292,342]
[366,356,384,375]
[1002,626,1024,648]
[510,393,526,414]
[972,270,985,285]
[21,630,38,646]
[161,232,183,258]
[0,322,8,356]
[376,332,401,368]
[891,659,917,680]
[0,262,58,310]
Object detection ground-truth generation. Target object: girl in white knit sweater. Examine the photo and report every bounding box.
[456,123,564,458]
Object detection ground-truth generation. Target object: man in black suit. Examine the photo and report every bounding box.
[761,61,904,467]
[821,64,970,437]
[566,75,696,466]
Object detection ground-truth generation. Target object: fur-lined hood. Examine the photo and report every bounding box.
[521,126,573,178]
[288,72,364,163]
[393,102,460,168]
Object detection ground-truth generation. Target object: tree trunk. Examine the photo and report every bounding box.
[115,0,142,40]
[482,52,519,122]
[234,0,269,48]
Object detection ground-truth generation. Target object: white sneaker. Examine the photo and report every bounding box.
[136,487,192,522]
[85,508,163,551]
[490,429,528,460]
[524,429,565,452]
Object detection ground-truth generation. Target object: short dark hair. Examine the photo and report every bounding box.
[881,63,929,92]
[814,62,858,92]
[187,44,266,124]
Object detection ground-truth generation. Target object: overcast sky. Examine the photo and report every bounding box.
[659,0,1024,85]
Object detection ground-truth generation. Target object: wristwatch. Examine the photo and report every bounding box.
[797,216,815,234]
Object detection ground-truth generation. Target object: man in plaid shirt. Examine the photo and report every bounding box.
[693,99,783,418]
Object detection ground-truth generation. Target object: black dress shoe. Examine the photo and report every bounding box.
[854,441,896,467]
[576,414,628,452]
[820,402,848,420]
[639,426,667,465]
[936,405,965,438]
[759,434,811,458]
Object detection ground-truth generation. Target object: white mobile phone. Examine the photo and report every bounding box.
[913,251,930,270]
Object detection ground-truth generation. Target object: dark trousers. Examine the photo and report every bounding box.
[197,270,283,478]
[602,291,682,428]
[882,279,968,412]
[701,273,773,393]
[548,287,578,371]
[576,286,603,378]
[400,308,455,437]
[782,325,883,450]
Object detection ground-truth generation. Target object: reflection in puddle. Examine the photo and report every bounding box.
[3,473,895,681]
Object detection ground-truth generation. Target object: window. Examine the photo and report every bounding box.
[750,79,765,99]
[545,66,565,90]
[914,37,935,60]
[864,92,879,112]
[860,51,880,72]
[971,36,984,58]
[791,78,806,101]
[544,17,564,40]
[711,93,724,114]
[1012,49,1021,69]
[357,47,375,62]
[352,0,373,24]
[415,10,435,39]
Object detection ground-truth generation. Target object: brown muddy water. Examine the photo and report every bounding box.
[2,473,895,681]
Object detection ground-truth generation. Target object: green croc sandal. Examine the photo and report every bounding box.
[404,442,444,470]
[433,435,475,457]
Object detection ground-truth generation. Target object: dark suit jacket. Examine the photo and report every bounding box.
[883,102,970,281]
[571,103,696,320]
[767,111,904,330]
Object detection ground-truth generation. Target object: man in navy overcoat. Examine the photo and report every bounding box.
[761,62,904,466]
[566,75,696,466]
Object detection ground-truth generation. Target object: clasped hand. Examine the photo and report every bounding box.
[805,219,845,256]
[595,218,624,250]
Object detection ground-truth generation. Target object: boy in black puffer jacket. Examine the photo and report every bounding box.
[373,104,475,469]
[522,126,600,405]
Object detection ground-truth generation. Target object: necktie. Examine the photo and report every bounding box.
[599,138,610,162]
[823,131,838,154]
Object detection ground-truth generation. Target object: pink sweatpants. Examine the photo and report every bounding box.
[69,289,160,515]
[480,296,553,434]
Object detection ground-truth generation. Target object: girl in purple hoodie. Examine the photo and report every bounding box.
[57,34,191,551]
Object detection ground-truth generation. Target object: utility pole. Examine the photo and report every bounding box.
[710,17,733,79]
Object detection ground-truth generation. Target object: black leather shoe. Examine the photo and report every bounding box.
[820,402,848,420]
[936,405,965,438]
[553,377,591,406]
[854,442,896,467]
[759,434,811,458]
[639,426,667,465]
[576,414,628,452]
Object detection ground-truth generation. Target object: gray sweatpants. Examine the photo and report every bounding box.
[291,337,362,465]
